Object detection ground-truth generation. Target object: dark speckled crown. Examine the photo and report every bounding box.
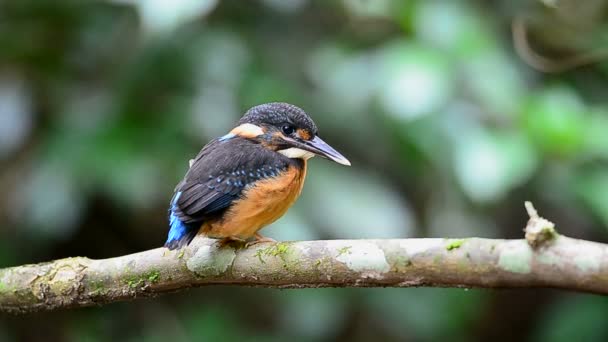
[239,102,318,135]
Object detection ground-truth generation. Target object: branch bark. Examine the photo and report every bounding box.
[1,233,607,314]
[0,202,604,314]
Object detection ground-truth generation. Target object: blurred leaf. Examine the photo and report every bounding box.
[534,295,608,342]
[366,288,486,341]
[263,211,320,241]
[414,0,495,56]
[182,306,247,341]
[342,0,393,18]
[0,324,14,342]
[523,85,586,157]
[575,169,608,230]
[67,312,106,342]
[11,162,83,240]
[115,0,218,34]
[277,289,347,339]
[396,112,452,171]
[190,85,240,140]
[378,41,453,121]
[261,0,308,13]
[0,238,18,268]
[462,50,527,118]
[0,75,32,159]
[241,72,300,109]
[192,29,251,88]
[454,130,537,203]
[582,107,608,160]
[302,162,416,238]
[308,43,379,112]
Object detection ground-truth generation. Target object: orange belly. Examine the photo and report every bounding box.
[203,162,307,240]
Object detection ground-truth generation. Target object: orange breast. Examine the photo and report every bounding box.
[203,161,307,240]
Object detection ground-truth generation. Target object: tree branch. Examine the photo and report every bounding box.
[1,203,607,314]
[512,15,608,73]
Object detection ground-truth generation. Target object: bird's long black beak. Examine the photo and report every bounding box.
[300,136,351,166]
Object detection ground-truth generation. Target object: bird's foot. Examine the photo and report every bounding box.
[217,236,246,248]
[245,234,277,248]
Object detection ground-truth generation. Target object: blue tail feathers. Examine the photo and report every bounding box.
[165,192,200,250]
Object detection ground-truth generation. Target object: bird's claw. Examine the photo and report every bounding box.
[245,234,277,248]
[217,236,246,248]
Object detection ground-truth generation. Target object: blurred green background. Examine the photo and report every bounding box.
[1,0,608,341]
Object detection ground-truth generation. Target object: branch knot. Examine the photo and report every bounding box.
[524,201,558,248]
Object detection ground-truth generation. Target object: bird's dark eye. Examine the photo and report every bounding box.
[281,125,295,135]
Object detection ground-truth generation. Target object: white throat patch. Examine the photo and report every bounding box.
[278,148,315,160]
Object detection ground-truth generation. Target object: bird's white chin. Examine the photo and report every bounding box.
[278,148,315,160]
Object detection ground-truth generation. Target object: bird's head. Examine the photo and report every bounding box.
[226,102,350,166]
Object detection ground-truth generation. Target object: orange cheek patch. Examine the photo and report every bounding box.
[230,124,265,139]
[297,129,312,141]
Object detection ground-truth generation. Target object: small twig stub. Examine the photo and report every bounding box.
[524,201,558,248]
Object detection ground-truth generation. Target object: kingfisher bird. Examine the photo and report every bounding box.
[165,102,350,250]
